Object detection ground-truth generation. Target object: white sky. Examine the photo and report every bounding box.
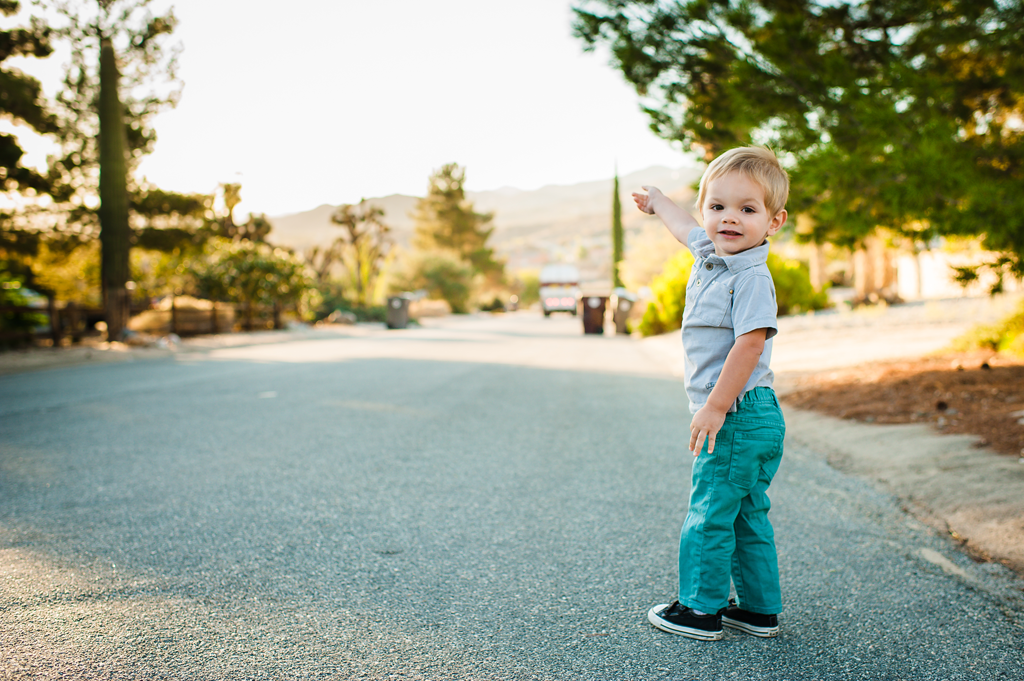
[5,0,697,217]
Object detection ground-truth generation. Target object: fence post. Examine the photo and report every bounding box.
[48,295,60,346]
[65,302,79,343]
[171,295,178,335]
[273,301,281,330]
[210,303,218,334]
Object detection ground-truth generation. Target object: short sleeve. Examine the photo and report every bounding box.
[687,228,708,254]
[731,273,778,340]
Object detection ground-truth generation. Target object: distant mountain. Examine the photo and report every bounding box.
[266,165,703,277]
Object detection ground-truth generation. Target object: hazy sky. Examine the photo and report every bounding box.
[6,0,697,217]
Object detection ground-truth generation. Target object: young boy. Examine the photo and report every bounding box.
[633,146,789,641]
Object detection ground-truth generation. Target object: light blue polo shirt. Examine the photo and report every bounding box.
[681,228,778,414]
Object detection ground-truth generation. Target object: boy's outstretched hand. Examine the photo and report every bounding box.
[632,185,665,215]
[689,404,727,457]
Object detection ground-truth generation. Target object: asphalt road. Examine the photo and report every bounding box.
[1,313,1022,680]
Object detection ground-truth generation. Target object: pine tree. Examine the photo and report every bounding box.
[413,164,502,280]
[0,0,57,283]
[0,1,55,199]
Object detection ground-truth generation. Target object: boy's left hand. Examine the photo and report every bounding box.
[689,404,727,456]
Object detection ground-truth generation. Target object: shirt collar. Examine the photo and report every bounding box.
[693,233,770,273]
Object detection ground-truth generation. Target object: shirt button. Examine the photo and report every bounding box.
[705,263,713,270]
[695,279,701,286]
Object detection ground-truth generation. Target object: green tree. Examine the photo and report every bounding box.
[574,0,1024,281]
[210,182,270,243]
[0,0,57,292]
[611,169,624,288]
[36,0,182,337]
[131,184,212,252]
[219,182,241,235]
[413,163,502,281]
[330,199,392,308]
[0,1,55,198]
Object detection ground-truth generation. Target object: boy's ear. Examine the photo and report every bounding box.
[767,209,788,236]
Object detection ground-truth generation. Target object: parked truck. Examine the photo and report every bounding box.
[539,264,580,317]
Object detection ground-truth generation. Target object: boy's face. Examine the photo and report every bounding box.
[700,171,787,257]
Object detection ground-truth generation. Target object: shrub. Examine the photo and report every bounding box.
[391,250,473,314]
[766,254,831,316]
[192,238,321,321]
[479,296,505,312]
[637,249,830,337]
[513,270,540,306]
[0,272,48,348]
[638,249,695,336]
[950,301,1024,356]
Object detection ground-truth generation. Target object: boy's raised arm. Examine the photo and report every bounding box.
[632,185,701,246]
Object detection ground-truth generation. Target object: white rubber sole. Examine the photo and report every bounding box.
[647,605,724,641]
[722,616,780,637]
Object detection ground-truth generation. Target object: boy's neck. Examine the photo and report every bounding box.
[713,237,769,258]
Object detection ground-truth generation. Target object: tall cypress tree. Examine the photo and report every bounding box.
[39,0,181,338]
[97,37,131,339]
[611,169,624,289]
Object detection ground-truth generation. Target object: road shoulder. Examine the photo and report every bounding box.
[0,324,384,377]
[784,405,1024,574]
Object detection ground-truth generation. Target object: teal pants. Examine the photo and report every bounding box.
[679,387,785,615]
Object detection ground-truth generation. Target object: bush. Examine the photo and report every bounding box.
[638,250,695,336]
[766,253,831,316]
[479,296,505,312]
[513,270,540,306]
[950,301,1024,356]
[391,250,473,314]
[637,249,830,337]
[0,272,48,348]
[191,238,321,321]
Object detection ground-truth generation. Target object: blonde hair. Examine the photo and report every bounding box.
[697,146,789,218]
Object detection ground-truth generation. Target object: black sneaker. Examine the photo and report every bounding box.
[647,601,723,641]
[721,600,779,637]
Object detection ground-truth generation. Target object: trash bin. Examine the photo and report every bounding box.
[611,287,638,335]
[386,295,411,329]
[581,296,607,335]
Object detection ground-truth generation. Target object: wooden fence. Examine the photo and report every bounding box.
[0,300,95,345]
[0,298,289,346]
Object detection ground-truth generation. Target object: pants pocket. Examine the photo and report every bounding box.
[727,430,783,488]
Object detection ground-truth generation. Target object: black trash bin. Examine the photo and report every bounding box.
[581,296,607,334]
[386,295,411,329]
[611,287,637,335]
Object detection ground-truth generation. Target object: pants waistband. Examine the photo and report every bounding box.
[739,386,777,405]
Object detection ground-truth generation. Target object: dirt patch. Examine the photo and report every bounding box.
[783,352,1024,458]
